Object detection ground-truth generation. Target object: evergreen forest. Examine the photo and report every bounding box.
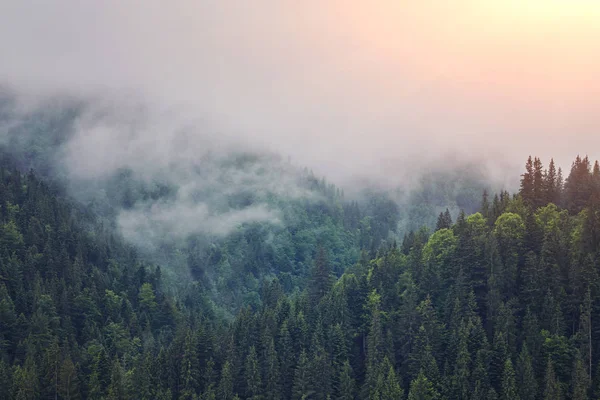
[1,148,600,399]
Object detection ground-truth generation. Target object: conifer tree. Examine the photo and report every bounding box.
[516,344,537,400]
[544,359,562,400]
[520,156,535,206]
[292,350,312,400]
[180,331,200,398]
[58,356,80,400]
[408,371,437,400]
[0,359,11,400]
[245,346,262,400]
[278,321,295,399]
[264,338,281,400]
[501,358,519,400]
[533,157,546,208]
[571,354,589,400]
[435,209,452,231]
[337,360,356,400]
[218,361,235,400]
[578,288,592,380]
[377,358,404,400]
[106,358,125,400]
[309,247,333,305]
[546,159,559,205]
[481,190,490,218]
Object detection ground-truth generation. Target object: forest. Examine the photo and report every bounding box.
[1,152,600,400]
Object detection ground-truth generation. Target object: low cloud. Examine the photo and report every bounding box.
[118,201,280,250]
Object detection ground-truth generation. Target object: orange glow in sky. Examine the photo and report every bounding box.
[339,0,600,100]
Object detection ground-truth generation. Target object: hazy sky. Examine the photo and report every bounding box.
[1,0,599,184]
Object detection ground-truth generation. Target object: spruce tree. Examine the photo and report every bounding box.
[516,344,537,400]
[337,360,356,400]
[180,331,200,397]
[481,190,490,218]
[264,338,281,400]
[544,359,562,400]
[408,371,437,400]
[58,356,81,400]
[546,159,558,205]
[520,156,535,206]
[245,346,262,399]
[571,355,589,400]
[501,358,519,400]
[292,350,312,400]
[217,361,235,400]
[106,358,125,400]
[578,289,592,380]
[309,247,333,305]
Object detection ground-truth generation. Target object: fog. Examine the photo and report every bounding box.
[1,1,599,232]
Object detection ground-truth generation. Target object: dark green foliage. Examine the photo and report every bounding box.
[292,350,312,400]
[435,209,452,231]
[516,344,537,400]
[501,358,519,400]
[408,371,438,400]
[309,247,334,305]
[544,359,562,400]
[1,154,600,399]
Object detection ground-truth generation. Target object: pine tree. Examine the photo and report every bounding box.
[481,190,490,219]
[544,359,562,400]
[556,167,564,205]
[533,157,546,207]
[87,369,102,400]
[516,344,537,400]
[565,155,592,213]
[488,388,499,400]
[337,360,356,400]
[578,288,592,380]
[363,291,385,398]
[308,326,331,400]
[490,331,509,392]
[58,356,80,400]
[278,321,295,399]
[435,209,452,231]
[292,350,312,400]
[521,156,535,206]
[471,349,490,400]
[501,358,519,400]
[592,358,600,399]
[264,338,281,400]
[408,371,437,400]
[546,159,558,205]
[106,358,125,400]
[380,362,404,400]
[217,361,235,400]
[450,325,471,400]
[180,330,201,398]
[245,346,262,399]
[0,359,11,400]
[571,355,589,400]
[11,356,39,400]
[309,247,333,305]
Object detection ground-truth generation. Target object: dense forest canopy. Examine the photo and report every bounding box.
[1,150,600,399]
[0,95,489,313]
[1,0,599,397]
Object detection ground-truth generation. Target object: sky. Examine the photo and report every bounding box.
[1,0,599,185]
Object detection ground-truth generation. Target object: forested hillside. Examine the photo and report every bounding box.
[1,153,600,399]
[0,93,486,313]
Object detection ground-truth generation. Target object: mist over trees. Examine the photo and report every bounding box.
[2,122,600,400]
[0,93,490,311]
[1,0,599,397]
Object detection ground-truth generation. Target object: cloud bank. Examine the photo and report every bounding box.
[1,1,598,185]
